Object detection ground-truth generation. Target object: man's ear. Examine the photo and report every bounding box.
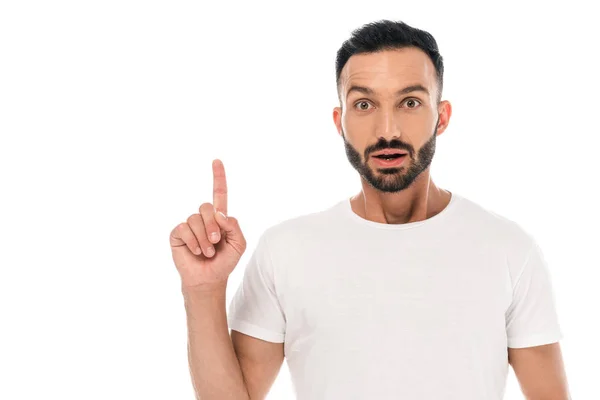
[333,106,343,136]
[435,100,452,135]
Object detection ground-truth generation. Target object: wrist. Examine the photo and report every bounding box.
[181,280,228,296]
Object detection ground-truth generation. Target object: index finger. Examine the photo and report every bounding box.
[212,159,228,215]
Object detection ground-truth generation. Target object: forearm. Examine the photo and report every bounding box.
[183,282,250,400]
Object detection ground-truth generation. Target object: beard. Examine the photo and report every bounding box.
[342,117,439,193]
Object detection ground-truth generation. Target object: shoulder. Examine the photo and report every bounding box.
[454,194,538,277]
[456,194,535,246]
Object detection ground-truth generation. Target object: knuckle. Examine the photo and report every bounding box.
[199,202,214,213]
[187,213,201,225]
[172,224,182,237]
[173,223,184,235]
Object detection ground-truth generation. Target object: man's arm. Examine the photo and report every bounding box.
[231,330,285,399]
[183,283,250,400]
[508,342,570,400]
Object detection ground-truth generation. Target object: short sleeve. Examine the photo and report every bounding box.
[505,238,563,348]
[227,232,286,343]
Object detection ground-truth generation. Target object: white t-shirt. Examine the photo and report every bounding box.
[227,191,563,399]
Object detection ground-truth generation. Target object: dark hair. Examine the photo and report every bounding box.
[335,19,444,104]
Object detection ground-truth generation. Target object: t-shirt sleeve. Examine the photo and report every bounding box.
[505,238,563,348]
[227,231,286,343]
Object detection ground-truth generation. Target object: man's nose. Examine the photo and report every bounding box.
[374,109,401,140]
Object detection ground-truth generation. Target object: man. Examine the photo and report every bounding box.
[170,19,570,399]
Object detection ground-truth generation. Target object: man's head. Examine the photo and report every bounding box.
[333,20,451,193]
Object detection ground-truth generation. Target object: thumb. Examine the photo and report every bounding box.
[215,210,245,247]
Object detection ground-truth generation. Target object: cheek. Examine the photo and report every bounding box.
[342,111,374,136]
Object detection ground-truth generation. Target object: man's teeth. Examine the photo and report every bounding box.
[375,154,403,159]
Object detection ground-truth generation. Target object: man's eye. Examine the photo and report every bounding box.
[403,98,422,108]
[354,101,372,111]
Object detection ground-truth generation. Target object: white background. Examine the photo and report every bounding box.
[1,1,598,399]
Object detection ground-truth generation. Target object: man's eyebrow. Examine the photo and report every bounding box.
[346,84,430,98]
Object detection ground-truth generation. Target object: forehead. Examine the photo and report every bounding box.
[340,47,436,96]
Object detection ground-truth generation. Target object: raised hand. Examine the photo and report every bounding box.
[169,159,247,289]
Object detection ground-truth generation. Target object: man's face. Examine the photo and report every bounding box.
[333,47,448,193]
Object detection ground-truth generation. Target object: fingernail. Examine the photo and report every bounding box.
[210,232,219,242]
[206,246,215,257]
[195,247,202,255]
[217,211,227,221]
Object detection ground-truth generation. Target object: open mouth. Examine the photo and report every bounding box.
[371,152,408,168]
[372,154,406,161]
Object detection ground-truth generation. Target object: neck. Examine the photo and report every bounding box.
[350,169,451,225]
